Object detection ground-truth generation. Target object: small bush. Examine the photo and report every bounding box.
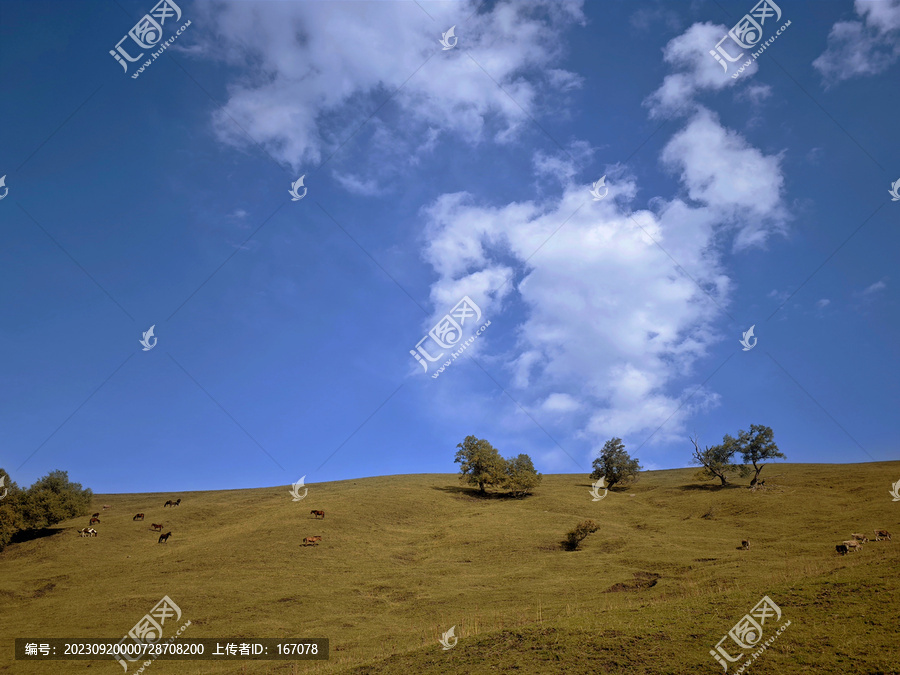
[562,519,599,551]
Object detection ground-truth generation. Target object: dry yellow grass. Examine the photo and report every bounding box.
[1,462,898,674]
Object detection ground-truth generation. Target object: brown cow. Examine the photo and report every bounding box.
[89,517,100,525]
[302,536,322,546]
[874,529,892,541]
[102,505,111,510]
[850,533,868,543]
[310,510,325,520]
[150,523,164,532]
[158,532,172,544]
[842,540,861,552]
[133,513,144,521]
[836,543,849,555]
[92,512,100,518]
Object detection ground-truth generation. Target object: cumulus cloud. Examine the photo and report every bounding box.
[192,0,585,170]
[420,166,733,453]
[414,24,788,462]
[813,0,900,84]
[660,107,788,249]
[645,22,756,118]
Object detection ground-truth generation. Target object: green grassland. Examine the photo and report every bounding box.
[1,462,898,674]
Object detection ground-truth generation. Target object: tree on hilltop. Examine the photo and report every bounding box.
[0,469,25,551]
[728,424,785,486]
[503,453,542,498]
[454,436,507,494]
[454,436,542,497]
[21,470,92,529]
[690,436,742,486]
[590,438,641,488]
[0,469,92,551]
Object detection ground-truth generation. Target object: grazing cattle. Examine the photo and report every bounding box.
[78,528,89,538]
[89,517,100,525]
[836,543,849,555]
[88,528,97,537]
[102,505,111,510]
[851,533,868,543]
[302,536,322,546]
[133,513,144,521]
[874,529,892,541]
[158,532,172,544]
[842,540,861,552]
[92,512,100,518]
[741,540,750,550]
[310,510,325,520]
[164,499,182,507]
[151,523,164,532]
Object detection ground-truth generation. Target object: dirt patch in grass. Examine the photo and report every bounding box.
[605,572,660,593]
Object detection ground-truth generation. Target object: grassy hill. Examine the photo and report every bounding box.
[1,463,898,674]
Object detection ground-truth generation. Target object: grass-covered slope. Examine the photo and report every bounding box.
[1,463,898,674]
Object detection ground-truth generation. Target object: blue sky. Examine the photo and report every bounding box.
[1,0,898,494]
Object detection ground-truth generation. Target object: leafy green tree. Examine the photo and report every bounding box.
[690,437,742,486]
[0,469,25,551]
[454,436,507,494]
[590,438,641,488]
[729,424,785,486]
[562,519,599,551]
[503,453,542,498]
[21,470,92,529]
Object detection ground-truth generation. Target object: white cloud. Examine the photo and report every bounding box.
[660,107,788,249]
[816,298,830,308]
[415,25,789,466]
[861,279,887,295]
[541,393,582,413]
[813,0,900,84]
[645,22,756,118]
[193,0,585,171]
[532,141,594,185]
[420,170,731,458]
[333,172,380,196]
[736,83,772,104]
